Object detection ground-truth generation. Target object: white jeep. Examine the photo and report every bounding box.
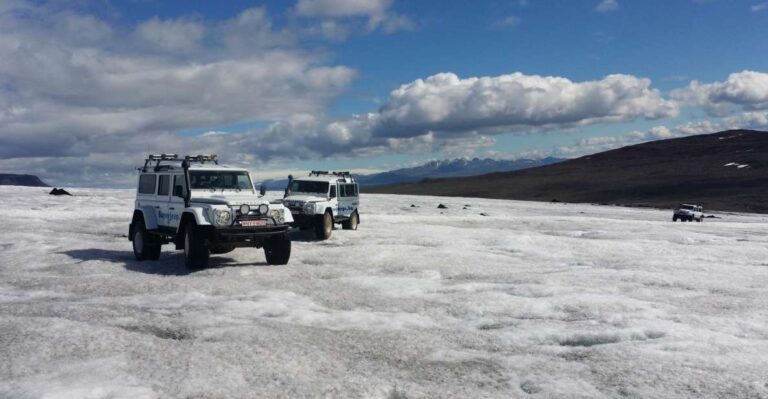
[281,171,360,240]
[673,204,704,222]
[129,154,293,269]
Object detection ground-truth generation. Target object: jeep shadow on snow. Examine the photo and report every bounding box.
[61,248,268,276]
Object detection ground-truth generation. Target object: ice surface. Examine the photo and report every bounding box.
[1,186,767,398]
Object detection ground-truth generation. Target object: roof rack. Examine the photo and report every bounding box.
[309,170,351,177]
[308,170,355,183]
[140,154,218,172]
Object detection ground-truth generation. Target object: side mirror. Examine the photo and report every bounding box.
[259,185,266,196]
[174,185,184,197]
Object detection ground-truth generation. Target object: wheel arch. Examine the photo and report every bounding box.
[129,209,157,241]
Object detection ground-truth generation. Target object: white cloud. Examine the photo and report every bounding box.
[671,71,768,115]
[596,0,619,13]
[373,72,678,138]
[294,0,413,33]
[518,112,768,160]
[751,2,768,12]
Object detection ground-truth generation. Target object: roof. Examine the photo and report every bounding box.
[140,163,249,173]
[293,176,343,183]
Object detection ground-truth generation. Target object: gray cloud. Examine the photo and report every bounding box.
[0,2,357,161]
[293,0,414,33]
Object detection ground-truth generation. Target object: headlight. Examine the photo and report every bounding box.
[213,209,232,226]
[303,202,315,214]
[258,204,269,215]
[239,204,250,215]
[270,209,285,224]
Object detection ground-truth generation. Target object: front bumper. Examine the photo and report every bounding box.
[289,213,316,227]
[211,225,290,247]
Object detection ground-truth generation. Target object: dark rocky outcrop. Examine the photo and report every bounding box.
[49,188,72,196]
[0,174,49,187]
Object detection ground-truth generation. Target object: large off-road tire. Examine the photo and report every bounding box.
[672,216,678,222]
[210,244,236,254]
[132,220,161,261]
[314,211,333,240]
[184,222,209,270]
[264,233,291,265]
[341,211,359,230]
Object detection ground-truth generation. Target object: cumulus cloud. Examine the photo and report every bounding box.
[373,72,678,138]
[752,2,768,12]
[596,0,619,13]
[671,71,768,115]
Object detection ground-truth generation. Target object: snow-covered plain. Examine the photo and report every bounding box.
[1,186,767,398]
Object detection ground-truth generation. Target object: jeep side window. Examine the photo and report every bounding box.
[329,185,336,198]
[173,175,187,198]
[353,184,359,196]
[342,184,355,197]
[237,174,252,190]
[158,175,170,196]
[138,174,156,194]
[339,184,347,197]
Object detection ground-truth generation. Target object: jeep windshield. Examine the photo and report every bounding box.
[678,204,695,210]
[190,171,252,190]
[290,180,329,194]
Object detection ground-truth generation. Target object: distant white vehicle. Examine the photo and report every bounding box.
[673,204,704,222]
[282,171,360,240]
[129,154,293,269]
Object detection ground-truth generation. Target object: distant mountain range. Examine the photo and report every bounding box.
[369,129,768,213]
[262,157,564,190]
[0,174,49,187]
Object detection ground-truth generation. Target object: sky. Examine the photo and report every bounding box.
[1,0,768,187]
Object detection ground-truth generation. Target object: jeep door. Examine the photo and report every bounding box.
[337,183,358,217]
[155,174,173,228]
[137,173,162,229]
[166,174,186,229]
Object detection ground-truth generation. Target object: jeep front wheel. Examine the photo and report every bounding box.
[342,211,359,230]
[133,220,161,261]
[315,211,333,240]
[264,234,291,265]
[184,222,209,269]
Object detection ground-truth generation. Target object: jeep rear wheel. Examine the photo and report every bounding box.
[133,220,161,261]
[264,233,291,265]
[342,211,359,230]
[184,222,209,269]
[315,211,333,240]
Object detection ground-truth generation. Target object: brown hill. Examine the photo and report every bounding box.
[369,129,768,213]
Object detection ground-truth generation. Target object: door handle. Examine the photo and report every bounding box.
[154,206,160,209]
[169,207,175,210]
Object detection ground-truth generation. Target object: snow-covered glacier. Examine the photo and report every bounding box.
[1,186,767,398]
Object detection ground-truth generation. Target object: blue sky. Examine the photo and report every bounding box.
[1,0,767,186]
